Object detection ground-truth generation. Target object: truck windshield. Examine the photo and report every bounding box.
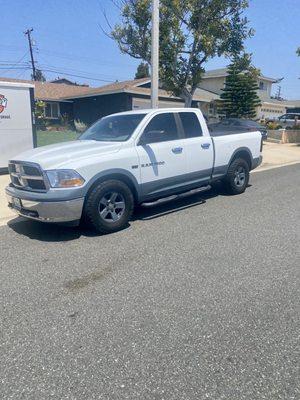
[79,114,146,142]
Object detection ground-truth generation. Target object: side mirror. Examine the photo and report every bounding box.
[139,130,165,145]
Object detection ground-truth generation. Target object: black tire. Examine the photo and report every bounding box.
[83,180,134,234]
[224,158,250,195]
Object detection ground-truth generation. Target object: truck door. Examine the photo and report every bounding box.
[178,112,213,184]
[135,112,187,199]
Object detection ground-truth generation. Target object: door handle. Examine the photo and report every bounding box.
[201,143,211,149]
[172,147,183,154]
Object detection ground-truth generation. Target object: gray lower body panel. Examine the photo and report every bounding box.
[140,169,212,202]
[6,190,84,223]
[211,165,228,179]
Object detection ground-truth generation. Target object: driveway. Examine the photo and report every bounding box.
[0,164,299,399]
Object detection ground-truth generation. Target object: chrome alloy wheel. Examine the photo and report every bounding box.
[234,166,246,187]
[98,192,126,222]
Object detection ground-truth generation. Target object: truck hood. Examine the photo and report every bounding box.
[11,140,122,170]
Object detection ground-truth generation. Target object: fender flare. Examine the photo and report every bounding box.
[84,168,141,200]
[227,147,254,172]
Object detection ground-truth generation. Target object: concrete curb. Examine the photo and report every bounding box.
[252,161,300,173]
[0,162,299,228]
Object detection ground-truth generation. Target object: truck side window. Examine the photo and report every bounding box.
[141,113,179,144]
[179,112,203,138]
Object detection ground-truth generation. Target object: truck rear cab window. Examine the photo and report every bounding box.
[179,112,203,138]
[141,113,180,144]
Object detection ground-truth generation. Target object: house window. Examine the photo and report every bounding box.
[45,102,60,119]
[259,81,266,90]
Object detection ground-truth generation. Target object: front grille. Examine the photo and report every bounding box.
[8,161,47,192]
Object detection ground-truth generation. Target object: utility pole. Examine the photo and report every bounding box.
[24,28,36,81]
[276,86,282,100]
[151,0,159,109]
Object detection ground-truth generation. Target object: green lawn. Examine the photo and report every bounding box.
[36,130,80,147]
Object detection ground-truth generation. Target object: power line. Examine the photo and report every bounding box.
[15,68,31,79]
[0,52,29,74]
[0,60,29,64]
[0,63,29,65]
[37,62,128,81]
[1,55,120,81]
[0,67,30,70]
[0,66,116,83]
[39,69,115,82]
[38,49,136,69]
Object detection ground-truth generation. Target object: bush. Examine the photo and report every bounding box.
[35,100,47,130]
[60,113,73,129]
[266,121,282,130]
[74,119,88,132]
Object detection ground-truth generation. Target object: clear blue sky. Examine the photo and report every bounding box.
[1,0,299,99]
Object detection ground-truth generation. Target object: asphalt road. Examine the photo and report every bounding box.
[0,164,299,400]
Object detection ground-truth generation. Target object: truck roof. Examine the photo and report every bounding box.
[108,108,200,117]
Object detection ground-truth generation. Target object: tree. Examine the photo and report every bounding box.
[218,53,261,119]
[135,62,150,79]
[32,69,46,82]
[110,0,253,106]
[34,100,47,129]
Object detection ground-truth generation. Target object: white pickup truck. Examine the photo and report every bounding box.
[6,108,262,233]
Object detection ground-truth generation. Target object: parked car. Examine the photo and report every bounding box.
[277,113,300,128]
[209,118,268,140]
[6,108,262,233]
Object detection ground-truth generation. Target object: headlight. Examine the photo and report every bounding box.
[46,170,85,188]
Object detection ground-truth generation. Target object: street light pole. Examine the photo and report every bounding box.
[151,0,159,109]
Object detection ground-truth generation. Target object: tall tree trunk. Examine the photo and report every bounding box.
[182,86,197,108]
[184,94,193,108]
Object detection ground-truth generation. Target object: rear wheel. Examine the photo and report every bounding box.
[224,158,250,195]
[83,180,134,234]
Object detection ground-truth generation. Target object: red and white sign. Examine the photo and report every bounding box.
[0,94,8,113]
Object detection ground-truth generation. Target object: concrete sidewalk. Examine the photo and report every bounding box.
[256,142,300,172]
[0,174,14,225]
[0,142,299,226]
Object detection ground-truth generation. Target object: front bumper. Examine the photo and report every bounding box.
[6,189,84,223]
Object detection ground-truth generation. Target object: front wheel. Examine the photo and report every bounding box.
[224,158,250,195]
[83,180,134,234]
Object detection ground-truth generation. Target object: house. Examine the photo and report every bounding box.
[197,68,290,120]
[285,100,300,114]
[0,77,218,128]
[63,79,219,127]
[0,69,291,127]
[0,77,92,121]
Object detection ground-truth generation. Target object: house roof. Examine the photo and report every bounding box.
[194,88,220,102]
[0,77,92,100]
[60,78,216,103]
[0,75,252,104]
[0,77,155,101]
[284,100,300,107]
[60,78,151,99]
[202,68,278,83]
[258,92,291,107]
